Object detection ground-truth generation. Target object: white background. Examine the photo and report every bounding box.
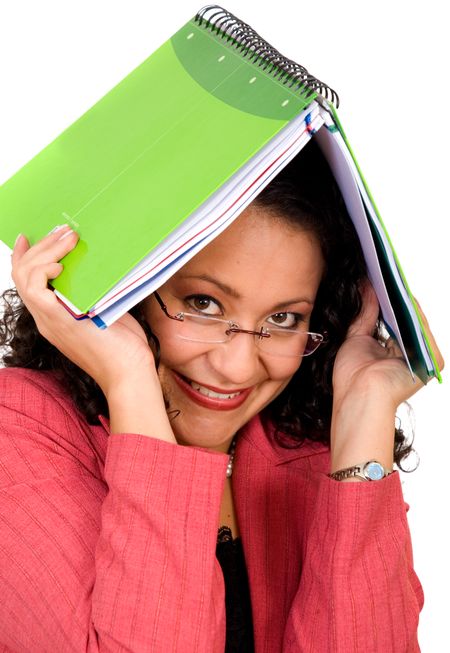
[0,1,448,650]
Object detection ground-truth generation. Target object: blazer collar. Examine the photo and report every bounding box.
[97,413,328,465]
[239,414,328,466]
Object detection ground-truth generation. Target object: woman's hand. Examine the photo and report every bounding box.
[333,281,443,407]
[12,225,176,442]
[11,225,155,397]
[330,281,444,473]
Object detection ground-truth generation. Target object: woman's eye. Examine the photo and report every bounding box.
[267,312,302,329]
[185,295,222,315]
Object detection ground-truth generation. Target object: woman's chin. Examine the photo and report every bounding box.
[169,410,245,452]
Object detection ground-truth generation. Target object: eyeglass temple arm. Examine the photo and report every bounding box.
[153,291,184,321]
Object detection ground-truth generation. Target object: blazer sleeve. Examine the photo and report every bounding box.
[282,472,423,652]
[0,370,228,652]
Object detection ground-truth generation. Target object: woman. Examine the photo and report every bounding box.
[0,140,443,652]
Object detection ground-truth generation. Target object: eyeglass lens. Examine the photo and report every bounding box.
[175,312,322,357]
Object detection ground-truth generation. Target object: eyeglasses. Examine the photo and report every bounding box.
[153,292,325,358]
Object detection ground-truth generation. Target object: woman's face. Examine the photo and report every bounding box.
[143,205,324,452]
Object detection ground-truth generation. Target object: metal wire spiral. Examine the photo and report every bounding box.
[195,5,339,107]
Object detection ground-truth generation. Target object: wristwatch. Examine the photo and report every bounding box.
[329,460,392,482]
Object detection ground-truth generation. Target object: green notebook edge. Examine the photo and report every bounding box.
[326,102,441,383]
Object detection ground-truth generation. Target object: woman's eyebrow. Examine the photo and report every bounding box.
[271,298,314,311]
[180,274,314,308]
[182,274,241,298]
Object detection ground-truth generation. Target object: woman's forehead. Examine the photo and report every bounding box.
[172,209,324,304]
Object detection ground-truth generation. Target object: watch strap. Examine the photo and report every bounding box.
[329,461,392,482]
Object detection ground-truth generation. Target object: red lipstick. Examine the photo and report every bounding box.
[172,372,253,411]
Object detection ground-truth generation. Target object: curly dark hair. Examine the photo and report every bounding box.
[0,138,413,467]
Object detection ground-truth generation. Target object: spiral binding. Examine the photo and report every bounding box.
[195,5,339,107]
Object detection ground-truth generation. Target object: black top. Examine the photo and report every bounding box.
[216,526,255,652]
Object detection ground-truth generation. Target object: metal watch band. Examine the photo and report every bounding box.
[329,461,392,482]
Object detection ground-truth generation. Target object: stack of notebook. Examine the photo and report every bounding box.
[0,5,440,383]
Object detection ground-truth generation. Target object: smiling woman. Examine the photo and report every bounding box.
[0,138,443,652]
[141,208,324,452]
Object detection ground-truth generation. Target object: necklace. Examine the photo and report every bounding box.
[226,439,237,478]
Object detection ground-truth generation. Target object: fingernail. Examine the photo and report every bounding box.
[48,224,67,235]
[58,228,75,241]
[14,233,22,247]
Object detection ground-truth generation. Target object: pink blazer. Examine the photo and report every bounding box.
[0,368,422,651]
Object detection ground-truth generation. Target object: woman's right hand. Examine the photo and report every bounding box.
[11,225,157,399]
[12,225,177,443]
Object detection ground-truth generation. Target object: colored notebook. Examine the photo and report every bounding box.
[0,5,440,384]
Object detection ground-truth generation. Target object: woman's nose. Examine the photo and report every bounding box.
[207,332,264,386]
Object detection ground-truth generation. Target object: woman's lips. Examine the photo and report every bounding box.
[172,372,253,411]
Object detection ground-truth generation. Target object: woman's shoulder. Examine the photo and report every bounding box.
[0,367,108,475]
[0,366,76,415]
[1,364,68,391]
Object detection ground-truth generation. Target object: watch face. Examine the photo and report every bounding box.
[364,461,385,481]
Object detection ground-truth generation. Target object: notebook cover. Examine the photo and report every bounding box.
[0,16,315,313]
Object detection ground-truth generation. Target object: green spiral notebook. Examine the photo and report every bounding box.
[0,5,440,383]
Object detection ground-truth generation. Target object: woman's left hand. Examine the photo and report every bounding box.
[333,282,443,408]
[329,282,444,472]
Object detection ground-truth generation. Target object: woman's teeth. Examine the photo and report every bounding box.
[189,380,241,400]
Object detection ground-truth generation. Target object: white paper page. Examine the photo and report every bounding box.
[314,119,413,373]
[316,106,434,376]
[355,177,433,369]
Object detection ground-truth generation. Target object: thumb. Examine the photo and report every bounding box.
[347,280,380,338]
[11,233,30,264]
